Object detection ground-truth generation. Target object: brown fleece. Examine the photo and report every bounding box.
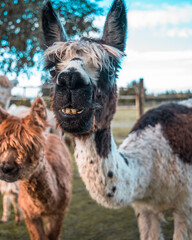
[0,97,72,240]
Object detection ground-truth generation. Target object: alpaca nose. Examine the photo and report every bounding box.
[57,69,89,89]
[2,166,15,174]
[0,161,17,174]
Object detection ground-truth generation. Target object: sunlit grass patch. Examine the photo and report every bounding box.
[113,107,137,123]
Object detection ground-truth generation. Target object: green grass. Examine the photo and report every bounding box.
[112,107,137,145]
[113,107,138,123]
[0,106,174,240]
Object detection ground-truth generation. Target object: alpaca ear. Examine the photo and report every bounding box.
[30,97,47,128]
[0,107,9,124]
[42,0,68,47]
[102,0,127,51]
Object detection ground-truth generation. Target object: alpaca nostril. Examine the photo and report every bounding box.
[2,166,15,174]
[57,69,89,89]
[57,72,69,87]
[58,71,78,89]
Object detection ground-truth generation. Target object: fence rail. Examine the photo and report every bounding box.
[10,85,52,100]
[8,84,192,118]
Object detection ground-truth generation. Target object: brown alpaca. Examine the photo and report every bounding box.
[0,97,72,240]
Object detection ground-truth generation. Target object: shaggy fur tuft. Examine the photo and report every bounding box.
[45,41,124,70]
[0,116,45,160]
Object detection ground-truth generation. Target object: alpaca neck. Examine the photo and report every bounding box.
[74,127,151,208]
[20,156,58,208]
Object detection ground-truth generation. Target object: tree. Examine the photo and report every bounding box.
[0,0,102,76]
[119,80,139,96]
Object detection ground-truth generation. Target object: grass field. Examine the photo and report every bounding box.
[0,106,174,240]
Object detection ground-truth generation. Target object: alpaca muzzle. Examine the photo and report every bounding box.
[0,153,20,182]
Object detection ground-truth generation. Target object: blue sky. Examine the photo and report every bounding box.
[93,0,192,93]
[15,0,192,95]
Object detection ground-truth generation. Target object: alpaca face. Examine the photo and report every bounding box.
[0,97,47,182]
[42,0,127,135]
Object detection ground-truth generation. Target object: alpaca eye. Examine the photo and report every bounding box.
[49,66,56,77]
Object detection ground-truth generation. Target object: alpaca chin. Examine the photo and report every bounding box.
[54,107,94,134]
[0,170,20,183]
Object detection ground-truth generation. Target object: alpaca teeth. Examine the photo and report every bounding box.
[61,108,83,114]
[77,109,83,114]
[71,109,77,114]
[65,108,70,114]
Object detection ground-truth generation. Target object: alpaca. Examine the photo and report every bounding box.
[0,97,72,240]
[0,76,18,110]
[0,103,69,225]
[0,79,23,224]
[0,76,12,110]
[0,103,64,225]
[0,180,22,223]
[42,0,192,239]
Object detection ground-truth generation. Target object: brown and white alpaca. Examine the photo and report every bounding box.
[42,0,192,239]
[0,97,72,240]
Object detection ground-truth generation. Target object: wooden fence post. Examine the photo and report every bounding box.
[139,78,145,116]
[135,89,139,119]
[135,78,145,119]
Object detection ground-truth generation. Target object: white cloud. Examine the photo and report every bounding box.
[118,49,192,93]
[125,49,192,62]
[93,16,105,29]
[167,28,192,38]
[129,4,192,30]
[93,4,192,40]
